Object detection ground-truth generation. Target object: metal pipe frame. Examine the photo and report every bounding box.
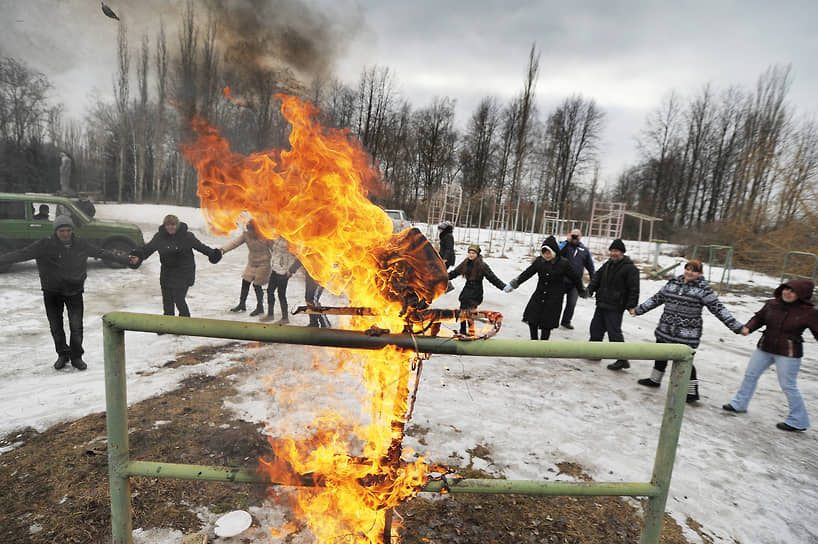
[103,312,694,544]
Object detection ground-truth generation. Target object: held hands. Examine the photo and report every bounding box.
[578,286,589,299]
[628,308,636,316]
[740,326,750,336]
[503,284,514,293]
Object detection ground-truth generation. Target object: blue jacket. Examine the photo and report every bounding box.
[558,240,595,285]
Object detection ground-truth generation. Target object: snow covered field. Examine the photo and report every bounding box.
[1,203,816,544]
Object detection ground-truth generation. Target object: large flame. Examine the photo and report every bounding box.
[181,94,448,542]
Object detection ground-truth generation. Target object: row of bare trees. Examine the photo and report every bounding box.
[2,2,602,234]
[613,65,818,234]
[1,2,814,244]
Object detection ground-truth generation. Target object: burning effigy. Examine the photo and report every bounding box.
[180,94,501,543]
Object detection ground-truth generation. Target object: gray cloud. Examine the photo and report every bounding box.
[2,0,816,184]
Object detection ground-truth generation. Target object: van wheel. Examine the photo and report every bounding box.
[103,239,135,268]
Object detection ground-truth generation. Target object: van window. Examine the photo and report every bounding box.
[0,200,26,220]
[32,202,52,221]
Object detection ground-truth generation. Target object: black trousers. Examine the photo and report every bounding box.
[653,340,698,380]
[267,271,290,317]
[589,308,625,343]
[528,324,552,340]
[561,285,579,325]
[305,277,330,327]
[43,291,84,359]
[161,285,190,317]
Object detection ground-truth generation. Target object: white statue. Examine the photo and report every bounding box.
[59,152,72,194]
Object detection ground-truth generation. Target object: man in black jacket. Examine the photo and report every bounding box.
[0,215,133,370]
[586,239,640,370]
[558,229,595,329]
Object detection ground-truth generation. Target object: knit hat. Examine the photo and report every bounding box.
[609,239,626,253]
[163,214,179,226]
[467,244,481,255]
[53,215,74,231]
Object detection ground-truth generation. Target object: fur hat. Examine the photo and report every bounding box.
[467,244,481,255]
[53,215,74,231]
[609,239,626,253]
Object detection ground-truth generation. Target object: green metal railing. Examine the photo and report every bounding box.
[103,312,694,544]
[692,244,733,291]
[780,251,818,284]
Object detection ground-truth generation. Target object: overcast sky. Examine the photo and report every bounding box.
[2,0,816,187]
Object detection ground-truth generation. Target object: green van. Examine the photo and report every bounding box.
[0,192,144,271]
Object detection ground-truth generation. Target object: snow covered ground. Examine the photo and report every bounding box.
[1,203,816,544]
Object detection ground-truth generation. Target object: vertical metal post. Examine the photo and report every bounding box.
[103,321,133,544]
[640,354,692,544]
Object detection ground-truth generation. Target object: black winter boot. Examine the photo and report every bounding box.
[260,289,275,321]
[249,285,265,316]
[638,368,664,387]
[607,360,630,370]
[277,299,289,323]
[686,379,699,403]
[231,280,250,312]
[71,358,87,371]
[54,354,69,370]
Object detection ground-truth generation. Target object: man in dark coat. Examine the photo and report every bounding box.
[75,193,96,218]
[0,215,133,370]
[558,228,595,329]
[129,214,221,317]
[507,235,585,340]
[437,221,455,269]
[586,239,640,370]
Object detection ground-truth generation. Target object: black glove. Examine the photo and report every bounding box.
[127,252,142,269]
[578,286,589,299]
[208,248,222,264]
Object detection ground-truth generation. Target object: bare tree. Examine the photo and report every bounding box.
[773,118,818,227]
[412,97,458,202]
[730,65,792,226]
[508,43,540,200]
[355,65,396,164]
[152,21,169,200]
[543,95,605,216]
[113,23,130,202]
[134,34,150,201]
[0,57,51,149]
[460,96,499,197]
[173,0,199,204]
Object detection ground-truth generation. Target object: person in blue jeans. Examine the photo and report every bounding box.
[723,279,818,432]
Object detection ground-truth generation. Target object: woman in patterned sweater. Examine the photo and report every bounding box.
[629,260,744,402]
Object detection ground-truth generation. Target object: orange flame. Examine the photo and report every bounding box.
[181,94,448,542]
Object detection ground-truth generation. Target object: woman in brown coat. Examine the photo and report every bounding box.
[221,220,273,316]
[724,279,818,431]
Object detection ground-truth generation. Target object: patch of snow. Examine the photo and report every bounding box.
[0,203,815,544]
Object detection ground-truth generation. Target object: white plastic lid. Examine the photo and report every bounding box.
[214,510,252,538]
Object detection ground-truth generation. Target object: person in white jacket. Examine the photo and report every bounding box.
[220,221,273,317]
[264,236,300,323]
